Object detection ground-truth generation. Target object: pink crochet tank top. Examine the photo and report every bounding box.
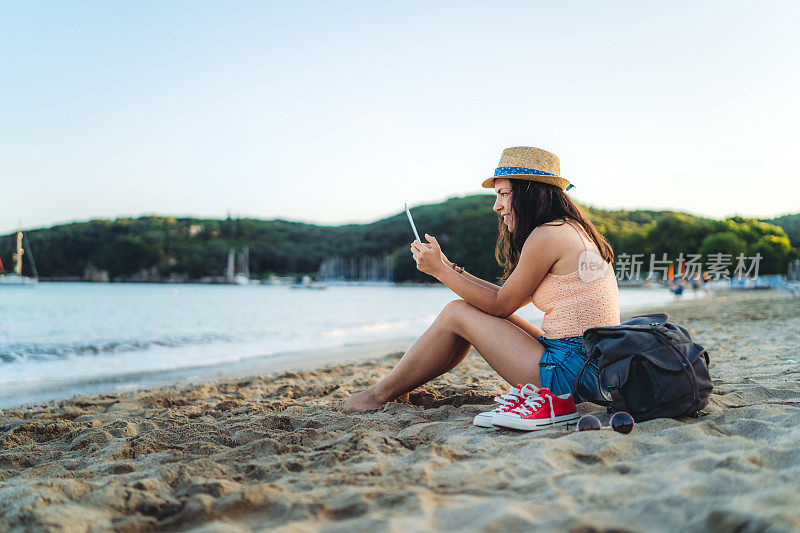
[531,222,620,339]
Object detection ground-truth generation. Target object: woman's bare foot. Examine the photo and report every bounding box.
[340,388,385,413]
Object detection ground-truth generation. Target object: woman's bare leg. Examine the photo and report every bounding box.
[343,300,546,411]
[433,311,545,377]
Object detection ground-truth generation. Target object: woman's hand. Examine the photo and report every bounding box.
[410,234,446,277]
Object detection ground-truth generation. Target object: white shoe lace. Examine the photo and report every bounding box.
[509,393,557,428]
[493,383,539,411]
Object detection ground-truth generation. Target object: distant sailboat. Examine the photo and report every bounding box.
[0,230,38,286]
[290,274,327,290]
[224,246,252,285]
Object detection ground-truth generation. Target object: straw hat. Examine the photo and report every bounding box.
[482,146,572,191]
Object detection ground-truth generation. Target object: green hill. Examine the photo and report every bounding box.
[2,196,797,281]
[763,214,800,248]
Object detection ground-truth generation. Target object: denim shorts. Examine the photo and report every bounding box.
[537,335,603,403]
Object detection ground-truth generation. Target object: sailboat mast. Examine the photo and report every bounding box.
[23,232,39,278]
[13,231,24,275]
[226,249,235,281]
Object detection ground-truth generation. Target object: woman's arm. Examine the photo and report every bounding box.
[439,250,501,293]
[444,259,501,293]
[413,230,560,318]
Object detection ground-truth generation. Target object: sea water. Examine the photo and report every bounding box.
[0,282,702,408]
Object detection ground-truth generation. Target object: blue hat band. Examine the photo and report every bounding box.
[493,166,574,190]
[493,166,557,177]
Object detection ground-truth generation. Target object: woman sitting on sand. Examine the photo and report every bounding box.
[344,147,620,425]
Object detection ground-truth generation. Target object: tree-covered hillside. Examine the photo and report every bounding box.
[1,195,797,282]
[763,214,800,248]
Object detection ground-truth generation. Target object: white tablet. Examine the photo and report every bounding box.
[404,203,421,241]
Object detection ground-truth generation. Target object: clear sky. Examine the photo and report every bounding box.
[2,1,799,235]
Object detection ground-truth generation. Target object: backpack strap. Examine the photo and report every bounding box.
[651,326,702,406]
[573,343,612,406]
[573,349,601,404]
[573,356,591,404]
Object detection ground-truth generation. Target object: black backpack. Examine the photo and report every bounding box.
[574,313,712,422]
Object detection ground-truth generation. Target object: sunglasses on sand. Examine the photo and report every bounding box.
[576,411,635,434]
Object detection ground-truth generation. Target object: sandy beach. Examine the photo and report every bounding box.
[1,290,799,532]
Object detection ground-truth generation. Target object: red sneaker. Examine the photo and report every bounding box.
[492,387,579,431]
[473,383,539,428]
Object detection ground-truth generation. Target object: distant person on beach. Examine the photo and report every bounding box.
[702,271,711,294]
[344,147,621,412]
[669,278,684,300]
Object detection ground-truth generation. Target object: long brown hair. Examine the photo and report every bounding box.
[495,179,613,281]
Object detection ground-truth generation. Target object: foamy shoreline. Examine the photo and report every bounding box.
[2,290,798,532]
[0,337,418,410]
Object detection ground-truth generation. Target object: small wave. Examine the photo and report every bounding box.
[0,332,241,364]
[321,316,436,340]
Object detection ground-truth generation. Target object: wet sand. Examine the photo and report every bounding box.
[1,290,799,532]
